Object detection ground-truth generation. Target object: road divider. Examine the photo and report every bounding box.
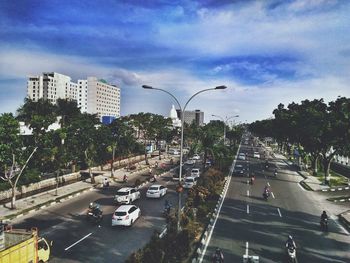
[247,205,250,214]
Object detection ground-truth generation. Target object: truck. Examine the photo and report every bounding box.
[0,226,51,263]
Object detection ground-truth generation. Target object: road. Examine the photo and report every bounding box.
[203,141,350,262]
[10,159,200,262]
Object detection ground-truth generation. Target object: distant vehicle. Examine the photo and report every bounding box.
[169,149,180,155]
[238,153,246,160]
[0,227,51,262]
[112,205,141,227]
[114,187,141,204]
[146,184,167,198]
[233,164,245,176]
[253,152,260,159]
[192,154,201,160]
[191,168,200,177]
[183,176,198,188]
[185,158,195,165]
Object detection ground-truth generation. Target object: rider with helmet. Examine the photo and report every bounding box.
[212,247,224,263]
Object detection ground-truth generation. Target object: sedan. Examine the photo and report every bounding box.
[238,153,246,160]
[146,184,167,198]
[112,205,141,227]
[185,158,195,165]
[192,154,201,160]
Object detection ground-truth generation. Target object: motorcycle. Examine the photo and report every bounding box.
[263,191,269,201]
[150,176,157,183]
[87,209,103,224]
[286,246,297,263]
[320,218,328,231]
[250,177,255,185]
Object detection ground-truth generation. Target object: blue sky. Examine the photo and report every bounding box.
[1,0,350,122]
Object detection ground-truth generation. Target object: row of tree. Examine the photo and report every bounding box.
[0,98,244,208]
[249,97,350,183]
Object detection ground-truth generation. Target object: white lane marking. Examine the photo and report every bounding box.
[247,190,250,197]
[277,208,282,217]
[65,232,93,251]
[267,182,270,187]
[298,183,306,191]
[245,242,249,256]
[198,142,242,263]
[271,192,275,199]
[247,204,250,214]
[246,180,250,185]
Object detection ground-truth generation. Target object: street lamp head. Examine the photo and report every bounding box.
[215,85,227,90]
[142,85,153,89]
[235,115,239,117]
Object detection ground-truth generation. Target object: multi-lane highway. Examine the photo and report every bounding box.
[9,159,199,262]
[203,141,350,262]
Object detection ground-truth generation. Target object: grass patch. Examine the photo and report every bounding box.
[312,170,349,187]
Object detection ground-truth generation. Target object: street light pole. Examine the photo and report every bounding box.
[142,85,226,232]
[211,114,239,144]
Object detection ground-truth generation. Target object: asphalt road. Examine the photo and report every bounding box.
[204,142,350,263]
[10,160,200,262]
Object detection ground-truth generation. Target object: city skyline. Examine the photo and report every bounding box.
[1,0,350,122]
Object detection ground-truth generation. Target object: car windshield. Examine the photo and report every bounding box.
[192,170,199,173]
[149,186,159,191]
[185,178,194,182]
[116,191,129,196]
[236,166,243,170]
[115,211,127,216]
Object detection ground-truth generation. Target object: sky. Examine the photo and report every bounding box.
[1,0,350,123]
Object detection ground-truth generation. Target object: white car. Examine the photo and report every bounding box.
[114,187,141,204]
[111,205,141,226]
[238,153,246,160]
[169,149,180,155]
[191,168,200,177]
[185,158,195,165]
[183,176,198,189]
[192,154,201,160]
[146,184,167,198]
[253,152,260,159]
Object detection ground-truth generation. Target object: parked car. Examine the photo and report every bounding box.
[114,187,141,204]
[238,153,246,160]
[146,184,167,198]
[183,176,198,189]
[233,164,245,176]
[111,205,141,226]
[191,168,200,177]
[192,154,201,160]
[253,152,260,159]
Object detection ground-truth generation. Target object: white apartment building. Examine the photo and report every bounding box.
[27,72,77,103]
[27,73,120,122]
[83,77,120,120]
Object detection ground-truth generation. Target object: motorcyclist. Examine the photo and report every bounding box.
[285,235,296,249]
[274,168,278,176]
[164,199,171,214]
[212,247,224,263]
[250,175,255,185]
[88,202,102,217]
[321,210,328,221]
[123,174,128,183]
[103,177,109,188]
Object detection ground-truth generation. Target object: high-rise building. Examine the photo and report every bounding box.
[27,73,121,123]
[78,77,121,121]
[27,72,77,103]
[176,109,204,126]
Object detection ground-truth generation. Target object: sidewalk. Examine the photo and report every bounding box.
[0,155,177,222]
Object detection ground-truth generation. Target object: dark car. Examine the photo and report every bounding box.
[233,164,245,176]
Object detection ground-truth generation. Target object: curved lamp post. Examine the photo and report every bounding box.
[211,114,239,144]
[142,84,227,232]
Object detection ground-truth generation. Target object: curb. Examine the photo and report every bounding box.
[322,186,350,192]
[339,212,350,232]
[2,187,92,222]
[328,196,350,203]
